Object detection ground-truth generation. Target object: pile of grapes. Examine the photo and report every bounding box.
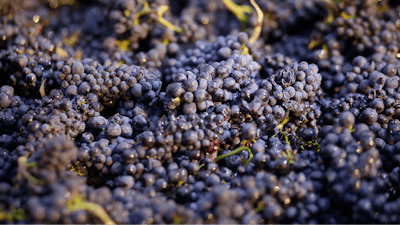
[1,0,400,223]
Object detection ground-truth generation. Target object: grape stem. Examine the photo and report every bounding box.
[221,0,253,31]
[68,192,115,225]
[214,145,253,165]
[39,78,46,98]
[281,131,290,145]
[271,117,291,138]
[157,6,183,33]
[133,1,183,33]
[133,0,151,25]
[199,164,204,170]
[241,44,250,55]
[17,157,45,185]
[72,202,114,225]
[248,0,263,44]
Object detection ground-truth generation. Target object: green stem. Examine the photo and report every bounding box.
[281,131,290,145]
[72,202,115,225]
[278,117,290,130]
[17,157,45,185]
[39,78,46,98]
[133,0,151,25]
[214,146,253,165]
[271,117,291,138]
[221,0,253,24]
[249,0,263,44]
[157,6,183,33]
[68,193,115,225]
[314,140,321,152]
[349,124,355,132]
[254,206,264,213]
[177,180,186,186]
[241,44,249,55]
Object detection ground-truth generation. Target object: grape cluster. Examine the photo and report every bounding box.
[1,0,400,224]
[162,32,260,84]
[54,58,162,107]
